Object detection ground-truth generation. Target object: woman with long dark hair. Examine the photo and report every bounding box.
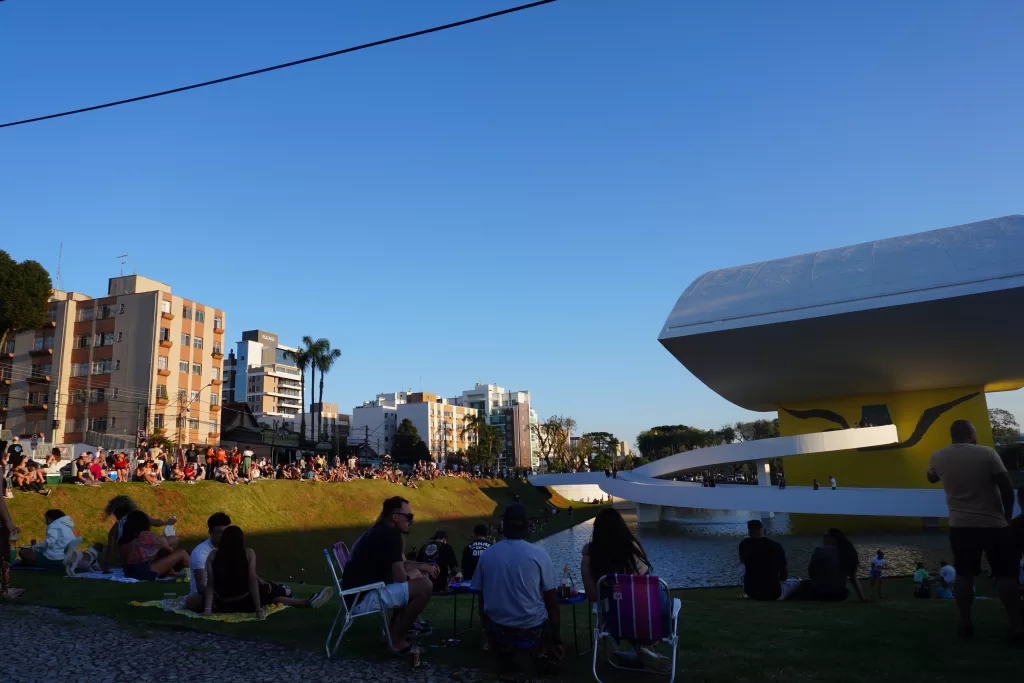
[118,510,190,580]
[796,528,866,601]
[581,508,653,600]
[202,526,332,617]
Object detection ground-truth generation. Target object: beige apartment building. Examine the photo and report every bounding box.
[0,275,226,446]
[349,391,477,460]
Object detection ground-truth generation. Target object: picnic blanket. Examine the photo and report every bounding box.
[69,569,177,583]
[130,596,289,622]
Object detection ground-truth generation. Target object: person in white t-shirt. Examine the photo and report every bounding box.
[185,512,231,611]
[938,561,956,587]
[869,550,887,599]
[829,475,837,490]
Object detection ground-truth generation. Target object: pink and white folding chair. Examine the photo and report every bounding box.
[322,545,393,659]
[591,574,680,683]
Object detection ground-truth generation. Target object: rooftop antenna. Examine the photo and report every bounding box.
[55,242,63,290]
[116,254,128,276]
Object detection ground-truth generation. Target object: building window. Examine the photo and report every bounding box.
[212,341,221,354]
[210,420,217,434]
[195,310,205,323]
[214,316,222,329]
[46,308,58,323]
[91,359,113,375]
[179,360,189,373]
[190,390,200,402]
[189,418,199,430]
[181,333,190,346]
[98,304,116,319]
[88,417,108,432]
[158,356,168,370]
[193,336,203,350]
[159,327,171,342]
[153,414,165,429]
[176,416,185,429]
[114,359,120,371]
[31,363,52,378]
[77,307,94,322]
[183,306,192,320]
[160,300,171,314]
[192,363,202,376]
[119,303,125,314]
[4,340,13,354]
[177,389,187,402]
[116,331,123,342]
[33,337,43,351]
[71,418,84,433]
[75,334,92,349]
[211,367,220,380]
[156,385,168,400]
[70,362,89,377]
[89,388,107,404]
[70,389,88,405]
[94,332,115,347]
[210,394,219,406]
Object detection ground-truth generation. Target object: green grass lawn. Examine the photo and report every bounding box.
[7,571,1020,682]
[6,479,600,583]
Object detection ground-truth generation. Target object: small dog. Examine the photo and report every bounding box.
[64,540,104,577]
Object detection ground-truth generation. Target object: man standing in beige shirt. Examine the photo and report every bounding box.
[927,419,1021,642]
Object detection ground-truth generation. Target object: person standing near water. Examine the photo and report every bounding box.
[829,475,837,490]
[927,419,1022,642]
[869,550,887,599]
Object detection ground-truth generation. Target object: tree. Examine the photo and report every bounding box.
[313,338,342,440]
[392,418,425,464]
[148,427,176,451]
[466,417,503,468]
[583,431,619,464]
[989,408,1020,447]
[567,434,594,472]
[284,340,315,444]
[635,424,733,460]
[590,453,614,473]
[532,415,576,472]
[0,251,53,354]
[734,419,780,442]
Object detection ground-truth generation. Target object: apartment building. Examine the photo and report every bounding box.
[450,383,539,469]
[350,391,477,460]
[227,330,303,425]
[0,275,226,445]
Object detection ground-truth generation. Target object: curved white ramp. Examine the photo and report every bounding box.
[528,425,953,518]
[633,425,898,478]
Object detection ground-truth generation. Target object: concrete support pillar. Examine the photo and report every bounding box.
[756,459,775,520]
[635,502,663,526]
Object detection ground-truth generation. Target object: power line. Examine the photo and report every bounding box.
[0,0,557,130]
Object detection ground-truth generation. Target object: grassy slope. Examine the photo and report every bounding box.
[7,479,599,583]
[8,572,1018,683]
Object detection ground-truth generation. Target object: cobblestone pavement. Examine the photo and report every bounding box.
[0,604,514,683]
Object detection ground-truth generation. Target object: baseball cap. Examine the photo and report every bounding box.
[432,530,448,540]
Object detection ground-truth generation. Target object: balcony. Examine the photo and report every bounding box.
[156,396,169,406]
[213,326,224,335]
[208,432,220,440]
[159,339,173,349]
[26,374,51,384]
[29,348,53,358]
[1,352,12,360]
[0,406,6,413]
[24,403,48,413]
[157,369,171,377]
[211,378,222,386]
[41,320,56,329]
[211,351,223,360]
[210,404,221,412]
[161,311,175,321]
[1,378,10,386]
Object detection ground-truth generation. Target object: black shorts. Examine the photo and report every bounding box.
[949,526,1018,578]
[215,581,290,613]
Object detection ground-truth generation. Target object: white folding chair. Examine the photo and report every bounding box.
[322,548,394,659]
[591,574,681,683]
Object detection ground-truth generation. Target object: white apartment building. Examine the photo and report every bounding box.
[350,391,477,461]
[449,383,539,470]
[227,330,303,425]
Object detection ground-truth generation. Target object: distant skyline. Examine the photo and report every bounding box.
[3,0,1023,444]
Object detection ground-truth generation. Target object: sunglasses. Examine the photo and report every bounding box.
[394,512,414,522]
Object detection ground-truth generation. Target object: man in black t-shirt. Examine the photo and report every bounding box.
[416,530,459,591]
[6,438,24,468]
[461,524,492,581]
[341,496,438,654]
[738,519,798,600]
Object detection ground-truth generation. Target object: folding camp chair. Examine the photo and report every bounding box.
[591,574,680,683]
[322,548,394,659]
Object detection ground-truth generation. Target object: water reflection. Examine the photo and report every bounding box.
[536,508,952,589]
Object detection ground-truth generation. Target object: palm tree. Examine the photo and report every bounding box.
[284,340,313,445]
[313,338,341,440]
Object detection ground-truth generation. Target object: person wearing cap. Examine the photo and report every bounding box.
[471,504,563,672]
[461,524,492,581]
[416,530,460,592]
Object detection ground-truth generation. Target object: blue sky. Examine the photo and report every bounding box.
[3,0,1024,445]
